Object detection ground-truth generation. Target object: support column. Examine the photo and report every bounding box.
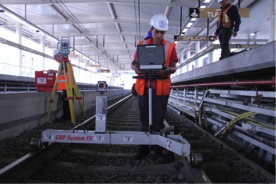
[77,58,80,81]
[179,51,185,75]
[16,23,22,76]
[269,0,276,42]
[40,36,45,69]
[208,42,214,64]
[186,49,190,72]
[195,42,200,68]
[208,51,213,64]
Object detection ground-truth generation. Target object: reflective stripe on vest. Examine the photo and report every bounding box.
[218,4,232,29]
[135,39,175,96]
[57,73,66,90]
[57,64,74,90]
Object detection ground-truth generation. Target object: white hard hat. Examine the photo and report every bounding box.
[217,0,223,2]
[149,14,169,31]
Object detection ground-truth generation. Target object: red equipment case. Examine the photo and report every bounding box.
[35,70,57,92]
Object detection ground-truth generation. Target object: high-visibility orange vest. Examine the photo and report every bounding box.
[57,71,66,90]
[57,64,74,90]
[135,39,175,96]
[218,4,233,29]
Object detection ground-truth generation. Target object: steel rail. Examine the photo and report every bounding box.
[0,95,131,182]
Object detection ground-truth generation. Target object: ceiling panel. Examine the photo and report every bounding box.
[0,0,270,71]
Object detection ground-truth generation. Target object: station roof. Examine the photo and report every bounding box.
[0,0,271,72]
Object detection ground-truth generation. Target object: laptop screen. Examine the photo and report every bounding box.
[137,44,165,70]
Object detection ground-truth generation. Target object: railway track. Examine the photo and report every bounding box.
[0,95,275,183]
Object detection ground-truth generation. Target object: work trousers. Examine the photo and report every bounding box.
[136,88,169,132]
[219,28,232,59]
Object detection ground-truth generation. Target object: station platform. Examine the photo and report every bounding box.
[172,41,275,84]
[0,88,130,140]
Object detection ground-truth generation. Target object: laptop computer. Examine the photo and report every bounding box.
[137,44,165,70]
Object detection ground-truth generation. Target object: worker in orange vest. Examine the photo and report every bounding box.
[53,49,74,120]
[131,14,178,161]
[214,0,241,60]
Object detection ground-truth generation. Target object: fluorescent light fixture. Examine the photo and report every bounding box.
[200,5,206,8]
[22,28,33,38]
[0,17,7,22]
[186,22,193,28]
[204,0,211,3]
[1,6,58,42]
[190,18,197,21]
[182,28,188,33]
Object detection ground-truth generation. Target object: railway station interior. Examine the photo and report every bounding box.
[0,0,275,183]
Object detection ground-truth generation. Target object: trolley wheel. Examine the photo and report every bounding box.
[190,151,202,167]
[30,138,43,149]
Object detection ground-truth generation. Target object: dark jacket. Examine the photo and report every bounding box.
[215,3,241,35]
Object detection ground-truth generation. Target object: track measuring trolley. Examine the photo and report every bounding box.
[33,43,202,167]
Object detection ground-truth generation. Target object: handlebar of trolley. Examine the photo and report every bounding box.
[132,75,168,80]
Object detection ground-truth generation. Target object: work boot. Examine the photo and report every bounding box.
[134,146,150,160]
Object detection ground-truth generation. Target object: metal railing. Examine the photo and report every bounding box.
[169,79,276,166]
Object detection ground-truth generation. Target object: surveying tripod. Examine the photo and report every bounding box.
[45,38,86,125]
